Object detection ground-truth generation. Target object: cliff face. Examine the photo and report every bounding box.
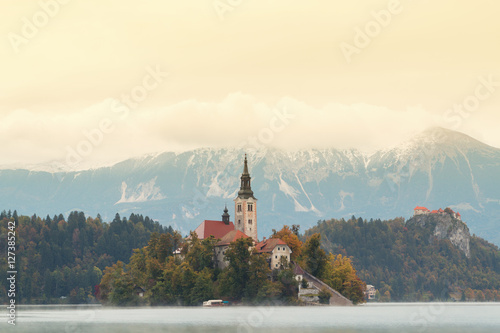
[408,213,471,258]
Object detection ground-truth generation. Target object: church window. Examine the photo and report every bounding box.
[237,204,242,212]
[248,204,253,211]
[275,255,277,259]
[248,219,252,224]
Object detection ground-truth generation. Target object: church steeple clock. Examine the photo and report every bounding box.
[234,154,258,242]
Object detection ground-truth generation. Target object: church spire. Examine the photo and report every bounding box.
[243,153,249,175]
[238,154,255,199]
[222,205,230,225]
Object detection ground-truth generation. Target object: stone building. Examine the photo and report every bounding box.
[214,229,251,269]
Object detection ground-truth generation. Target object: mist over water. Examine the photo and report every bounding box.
[5,303,500,333]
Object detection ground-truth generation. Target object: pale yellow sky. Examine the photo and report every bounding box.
[1,0,499,169]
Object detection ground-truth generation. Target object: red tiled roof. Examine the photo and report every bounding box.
[456,212,461,216]
[255,238,288,253]
[194,220,235,240]
[431,210,438,214]
[438,208,444,213]
[216,230,251,246]
[414,206,429,211]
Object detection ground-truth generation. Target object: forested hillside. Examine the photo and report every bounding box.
[305,215,500,301]
[0,210,179,304]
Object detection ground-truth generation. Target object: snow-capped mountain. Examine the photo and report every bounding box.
[2,127,500,245]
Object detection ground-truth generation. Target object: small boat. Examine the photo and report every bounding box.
[203,299,229,307]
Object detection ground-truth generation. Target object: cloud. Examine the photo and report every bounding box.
[0,92,498,171]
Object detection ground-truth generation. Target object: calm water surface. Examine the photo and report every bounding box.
[5,303,500,333]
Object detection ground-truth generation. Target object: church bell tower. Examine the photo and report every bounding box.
[234,154,258,242]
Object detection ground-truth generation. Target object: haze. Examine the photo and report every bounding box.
[1,0,499,169]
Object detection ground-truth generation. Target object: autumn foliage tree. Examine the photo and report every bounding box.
[271,225,302,260]
[322,254,366,304]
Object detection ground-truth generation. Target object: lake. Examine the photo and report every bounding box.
[5,303,500,333]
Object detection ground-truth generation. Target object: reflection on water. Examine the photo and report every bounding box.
[4,303,500,333]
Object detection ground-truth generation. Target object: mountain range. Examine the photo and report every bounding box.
[2,127,500,245]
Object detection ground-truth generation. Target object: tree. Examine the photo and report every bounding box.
[109,274,140,306]
[276,265,299,302]
[476,290,485,302]
[271,225,302,260]
[322,254,366,304]
[127,248,148,287]
[464,288,475,301]
[98,261,142,306]
[219,237,253,299]
[98,261,126,303]
[147,258,178,305]
[381,290,391,302]
[246,249,272,301]
[301,233,327,277]
[188,268,214,305]
[184,233,217,272]
[318,287,332,304]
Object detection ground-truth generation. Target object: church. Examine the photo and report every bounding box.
[193,154,292,269]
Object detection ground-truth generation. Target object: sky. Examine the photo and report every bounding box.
[1,0,499,170]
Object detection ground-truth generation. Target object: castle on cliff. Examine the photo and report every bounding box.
[413,206,462,220]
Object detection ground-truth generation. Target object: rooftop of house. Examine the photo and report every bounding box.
[255,238,288,253]
[216,230,251,246]
[194,220,235,240]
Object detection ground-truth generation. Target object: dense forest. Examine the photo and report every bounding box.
[97,226,366,306]
[0,210,179,304]
[6,208,499,305]
[305,215,500,301]
[1,210,364,306]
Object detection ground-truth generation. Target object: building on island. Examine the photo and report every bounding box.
[191,154,290,270]
[214,229,251,269]
[255,237,292,269]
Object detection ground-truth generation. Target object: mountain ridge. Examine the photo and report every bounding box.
[1,127,500,245]
[3,127,498,173]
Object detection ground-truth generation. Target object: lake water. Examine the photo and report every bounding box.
[5,303,500,333]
